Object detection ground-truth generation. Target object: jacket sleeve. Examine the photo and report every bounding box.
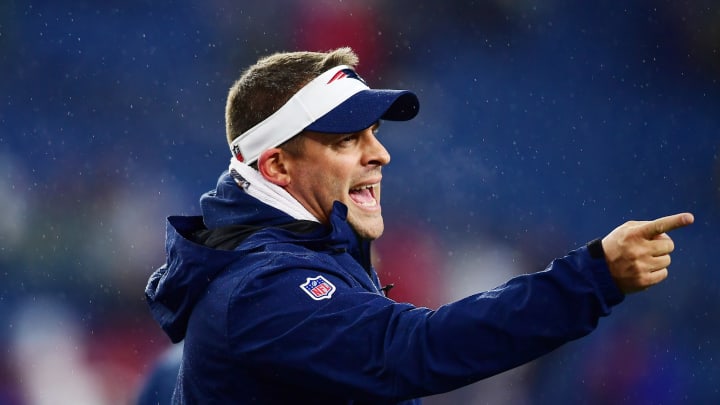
[226,244,624,402]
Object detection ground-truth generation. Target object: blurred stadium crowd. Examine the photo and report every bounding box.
[1,0,718,403]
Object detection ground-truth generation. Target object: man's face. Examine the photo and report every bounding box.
[283,123,390,240]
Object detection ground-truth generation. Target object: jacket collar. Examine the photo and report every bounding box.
[200,172,372,268]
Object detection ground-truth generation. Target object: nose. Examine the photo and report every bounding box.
[362,128,391,166]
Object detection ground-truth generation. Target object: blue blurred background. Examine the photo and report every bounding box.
[1,0,718,403]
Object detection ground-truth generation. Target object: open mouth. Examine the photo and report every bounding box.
[349,183,378,207]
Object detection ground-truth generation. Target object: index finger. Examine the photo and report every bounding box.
[640,212,695,239]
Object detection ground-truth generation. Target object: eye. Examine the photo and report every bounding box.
[338,134,359,145]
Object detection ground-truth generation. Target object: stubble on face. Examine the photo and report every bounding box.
[282,127,389,240]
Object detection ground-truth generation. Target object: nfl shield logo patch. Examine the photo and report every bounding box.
[300,276,336,301]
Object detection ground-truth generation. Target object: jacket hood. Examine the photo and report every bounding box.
[145,215,240,342]
[145,172,364,343]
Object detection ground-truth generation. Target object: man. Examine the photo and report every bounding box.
[145,47,694,404]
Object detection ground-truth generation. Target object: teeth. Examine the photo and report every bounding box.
[350,183,377,191]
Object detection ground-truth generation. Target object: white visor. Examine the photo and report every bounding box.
[228,65,419,165]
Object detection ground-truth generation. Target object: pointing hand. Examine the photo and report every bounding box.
[601,213,694,294]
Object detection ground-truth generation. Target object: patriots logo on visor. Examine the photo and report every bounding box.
[327,68,366,85]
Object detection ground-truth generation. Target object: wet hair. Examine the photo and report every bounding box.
[225,48,360,150]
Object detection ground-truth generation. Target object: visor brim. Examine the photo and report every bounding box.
[305,89,419,134]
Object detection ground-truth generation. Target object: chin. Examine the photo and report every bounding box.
[348,215,384,240]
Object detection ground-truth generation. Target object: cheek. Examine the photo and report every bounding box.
[318,174,347,200]
[299,170,342,201]
[292,159,351,205]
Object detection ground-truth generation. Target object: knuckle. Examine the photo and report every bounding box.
[623,247,641,261]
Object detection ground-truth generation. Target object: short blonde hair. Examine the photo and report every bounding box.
[225,48,360,146]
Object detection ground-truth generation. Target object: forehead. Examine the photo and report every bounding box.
[295,131,338,147]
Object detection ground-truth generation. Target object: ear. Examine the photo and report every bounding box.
[257,148,291,187]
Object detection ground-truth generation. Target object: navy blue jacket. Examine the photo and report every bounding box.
[145,172,624,404]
